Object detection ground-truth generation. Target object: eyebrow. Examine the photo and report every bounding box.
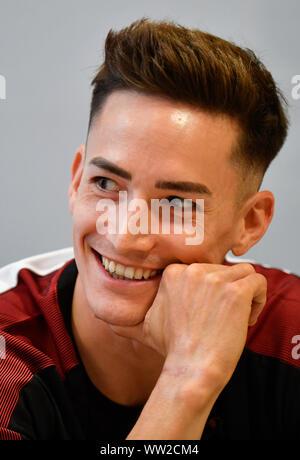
[89,156,212,196]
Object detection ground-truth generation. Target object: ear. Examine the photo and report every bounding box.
[68,145,85,216]
[231,191,274,256]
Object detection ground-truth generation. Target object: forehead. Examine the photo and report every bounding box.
[86,90,240,190]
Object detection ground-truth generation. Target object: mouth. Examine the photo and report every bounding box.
[91,248,164,283]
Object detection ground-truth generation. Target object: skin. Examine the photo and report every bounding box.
[68,89,274,438]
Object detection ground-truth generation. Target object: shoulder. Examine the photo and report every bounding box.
[0,247,76,368]
[0,247,74,328]
[0,248,78,437]
[225,255,300,368]
[0,247,74,296]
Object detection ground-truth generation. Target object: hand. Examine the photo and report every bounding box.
[112,262,267,390]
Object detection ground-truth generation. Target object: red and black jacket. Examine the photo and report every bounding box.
[0,249,299,440]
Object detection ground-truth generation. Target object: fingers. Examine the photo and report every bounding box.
[110,263,267,353]
[233,272,267,326]
[208,262,256,282]
[182,261,256,283]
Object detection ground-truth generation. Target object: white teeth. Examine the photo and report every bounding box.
[115,263,125,276]
[134,268,143,280]
[108,261,116,274]
[124,267,135,280]
[142,269,151,280]
[99,253,160,280]
[103,257,109,270]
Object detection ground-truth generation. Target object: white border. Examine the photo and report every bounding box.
[0,247,74,294]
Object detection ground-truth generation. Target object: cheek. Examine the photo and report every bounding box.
[204,214,235,258]
[72,198,98,240]
[180,211,235,263]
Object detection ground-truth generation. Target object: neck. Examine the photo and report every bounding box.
[71,274,165,407]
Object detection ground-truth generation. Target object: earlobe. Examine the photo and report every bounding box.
[231,191,274,257]
[68,145,85,215]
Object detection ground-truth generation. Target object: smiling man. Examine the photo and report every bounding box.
[0,18,300,440]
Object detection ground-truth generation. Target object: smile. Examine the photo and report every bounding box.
[92,249,164,281]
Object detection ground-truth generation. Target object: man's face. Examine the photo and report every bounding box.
[69,90,243,326]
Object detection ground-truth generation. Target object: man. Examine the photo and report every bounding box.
[0,18,299,440]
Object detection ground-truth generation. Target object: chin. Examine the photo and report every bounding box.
[88,298,146,327]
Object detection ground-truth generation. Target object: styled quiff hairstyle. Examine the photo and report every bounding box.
[88,18,288,176]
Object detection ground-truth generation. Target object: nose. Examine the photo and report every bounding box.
[108,229,157,258]
[103,197,158,257]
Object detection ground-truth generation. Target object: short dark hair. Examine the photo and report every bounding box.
[88,18,288,176]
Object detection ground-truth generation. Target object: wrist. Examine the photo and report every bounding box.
[126,363,220,440]
[159,356,225,412]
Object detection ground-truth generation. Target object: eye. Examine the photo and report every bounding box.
[93,176,119,192]
[166,196,198,210]
[166,196,184,207]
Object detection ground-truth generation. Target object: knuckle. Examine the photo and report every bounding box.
[256,273,268,289]
[163,263,183,278]
[224,282,241,300]
[257,272,267,284]
[185,263,206,278]
[204,272,222,286]
[239,262,256,274]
